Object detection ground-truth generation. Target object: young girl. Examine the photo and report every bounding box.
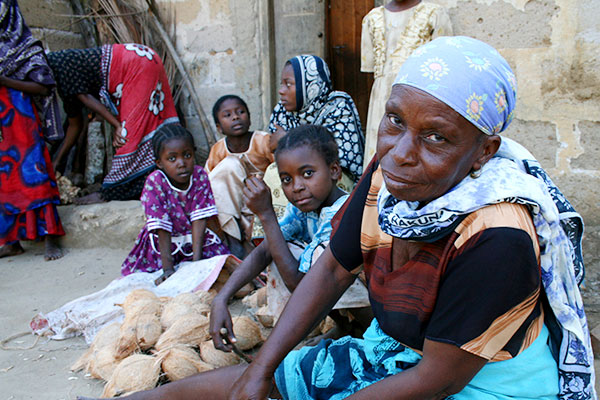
[205,95,273,254]
[121,123,229,284]
[210,124,371,351]
[361,0,452,166]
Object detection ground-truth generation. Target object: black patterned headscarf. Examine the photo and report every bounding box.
[0,0,63,141]
[269,55,365,181]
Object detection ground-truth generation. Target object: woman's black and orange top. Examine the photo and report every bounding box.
[329,161,545,361]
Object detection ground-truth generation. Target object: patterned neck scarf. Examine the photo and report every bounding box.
[0,0,63,141]
[269,55,365,181]
[378,36,595,399]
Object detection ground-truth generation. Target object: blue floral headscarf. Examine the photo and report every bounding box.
[378,36,595,399]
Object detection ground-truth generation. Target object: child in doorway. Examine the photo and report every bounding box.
[361,0,452,166]
[121,123,229,284]
[205,95,273,256]
[210,125,371,352]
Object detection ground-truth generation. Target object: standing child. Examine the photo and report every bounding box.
[361,0,452,166]
[210,125,371,352]
[205,95,273,255]
[121,123,229,284]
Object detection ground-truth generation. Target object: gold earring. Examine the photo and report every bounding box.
[470,168,482,179]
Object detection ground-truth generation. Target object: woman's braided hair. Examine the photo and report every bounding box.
[275,124,339,165]
[152,123,195,160]
[211,94,250,126]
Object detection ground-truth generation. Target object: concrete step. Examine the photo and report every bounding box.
[57,201,144,249]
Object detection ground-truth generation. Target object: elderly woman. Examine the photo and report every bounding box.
[78,37,595,400]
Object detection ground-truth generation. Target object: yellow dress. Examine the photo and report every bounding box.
[361,3,453,166]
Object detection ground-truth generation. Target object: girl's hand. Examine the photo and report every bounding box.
[112,125,128,148]
[154,267,175,285]
[209,297,235,352]
[269,125,286,153]
[227,362,274,400]
[242,176,273,219]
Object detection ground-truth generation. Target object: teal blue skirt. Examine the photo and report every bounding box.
[275,319,559,399]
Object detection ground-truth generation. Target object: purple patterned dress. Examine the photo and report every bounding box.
[121,166,229,276]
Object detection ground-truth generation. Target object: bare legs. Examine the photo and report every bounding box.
[52,115,83,173]
[0,235,63,261]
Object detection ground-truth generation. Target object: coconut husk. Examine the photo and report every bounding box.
[241,287,267,309]
[160,293,211,330]
[231,316,262,351]
[88,346,120,381]
[71,323,120,373]
[136,313,162,350]
[119,289,159,311]
[195,290,215,305]
[156,345,212,381]
[155,313,210,351]
[199,340,240,368]
[320,316,336,335]
[102,354,160,397]
[255,305,274,328]
[120,297,162,320]
[114,317,138,360]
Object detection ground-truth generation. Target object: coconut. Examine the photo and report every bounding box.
[114,318,139,360]
[255,305,274,328]
[119,289,159,311]
[161,293,211,330]
[121,298,162,320]
[241,287,267,309]
[231,316,262,351]
[101,354,160,397]
[155,313,210,351]
[158,345,213,381]
[199,340,240,368]
[320,316,336,335]
[72,323,120,373]
[88,346,120,381]
[195,290,215,305]
[136,313,162,350]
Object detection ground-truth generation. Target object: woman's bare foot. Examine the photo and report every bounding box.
[74,191,105,205]
[0,242,25,258]
[44,236,64,261]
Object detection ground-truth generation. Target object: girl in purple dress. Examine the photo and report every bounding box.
[121,123,229,284]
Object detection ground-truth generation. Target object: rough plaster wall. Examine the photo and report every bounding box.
[160,0,268,147]
[436,0,600,324]
[19,0,86,50]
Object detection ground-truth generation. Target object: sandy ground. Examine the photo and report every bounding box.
[1,240,599,399]
[0,243,127,399]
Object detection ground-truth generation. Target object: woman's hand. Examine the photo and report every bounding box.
[243,176,274,220]
[227,362,274,400]
[154,267,175,285]
[209,297,236,352]
[112,125,128,148]
[269,124,287,153]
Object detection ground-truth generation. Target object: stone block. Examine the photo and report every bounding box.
[20,0,79,32]
[502,119,557,170]
[448,0,557,48]
[57,201,145,249]
[31,28,86,51]
[571,121,600,170]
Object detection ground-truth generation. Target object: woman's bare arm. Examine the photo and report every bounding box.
[346,340,487,399]
[228,246,355,399]
[0,76,50,96]
[75,93,126,148]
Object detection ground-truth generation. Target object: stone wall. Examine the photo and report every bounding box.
[19,0,86,50]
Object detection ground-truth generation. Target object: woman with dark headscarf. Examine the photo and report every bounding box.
[0,0,64,260]
[78,37,595,400]
[269,55,365,183]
